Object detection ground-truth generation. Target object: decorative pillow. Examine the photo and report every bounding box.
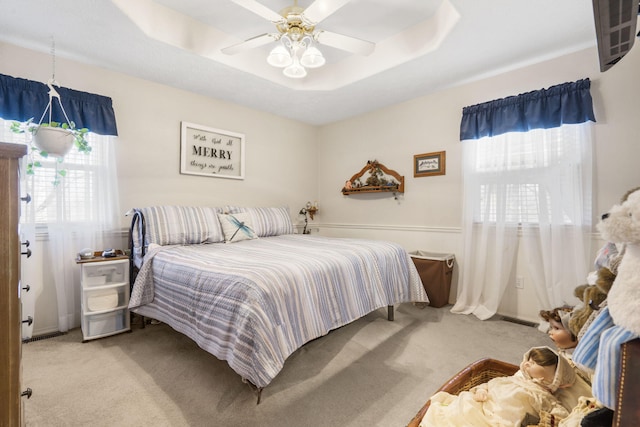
[230,206,294,237]
[140,206,224,245]
[218,213,258,243]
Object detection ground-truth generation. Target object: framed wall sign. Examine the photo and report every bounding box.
[180,122,245,179]
[414,151,446,177]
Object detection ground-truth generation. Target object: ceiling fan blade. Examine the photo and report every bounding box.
[230,0,285,23]
[302,0,351,24]
[222,33,277,55]
[315,30,375,56]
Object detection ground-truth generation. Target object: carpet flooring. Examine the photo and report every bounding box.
[22,304,550,426]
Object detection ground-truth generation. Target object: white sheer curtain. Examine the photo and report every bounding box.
[451,133,521,320]
[5,119,122,332]
[452,123,593,320]
[520,124,593,309]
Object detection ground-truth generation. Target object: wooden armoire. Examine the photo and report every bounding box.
[0,141,28,426]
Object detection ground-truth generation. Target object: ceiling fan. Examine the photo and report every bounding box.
[222,0,375,77]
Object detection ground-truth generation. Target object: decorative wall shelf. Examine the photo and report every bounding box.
[341,160,404,196]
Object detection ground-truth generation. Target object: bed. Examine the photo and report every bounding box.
[128,205,428,401]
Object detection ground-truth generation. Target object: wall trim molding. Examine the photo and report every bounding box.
[318,222,462,234]
[34,225,607,240]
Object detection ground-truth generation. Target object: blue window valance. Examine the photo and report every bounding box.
[0,73,118,136]
[460,78,595,141]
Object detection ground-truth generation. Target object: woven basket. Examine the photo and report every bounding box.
[406,358,519,427]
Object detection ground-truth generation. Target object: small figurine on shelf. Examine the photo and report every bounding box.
[366,167,382,187]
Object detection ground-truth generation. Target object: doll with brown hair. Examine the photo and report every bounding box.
[419,347,573,427]
[539,306,578,353]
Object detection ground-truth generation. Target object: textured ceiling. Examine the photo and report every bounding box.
[0,0,598,125]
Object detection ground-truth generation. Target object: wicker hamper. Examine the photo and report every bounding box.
[406,358,519,427]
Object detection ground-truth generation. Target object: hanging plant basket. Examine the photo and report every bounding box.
[10,80,91,160]
[32,126,75,157]
[9,79,92,184]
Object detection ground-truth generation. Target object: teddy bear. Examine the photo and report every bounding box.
[594,266,616,295]
[597,189,640,336]
[572,187,640,411]
[568,269,612,339]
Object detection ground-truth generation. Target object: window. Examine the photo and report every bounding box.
[454,79,594,319]
[0,118,117,225]
[469,124,589,225]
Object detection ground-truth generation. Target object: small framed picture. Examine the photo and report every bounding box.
[414,151,446,177]
[180,122,245,179]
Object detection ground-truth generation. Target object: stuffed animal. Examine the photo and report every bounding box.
[598,188,640,336]
[572,187,640,410]
[568,189,637,341]
[568,271,611,339]
[594,266,616,295]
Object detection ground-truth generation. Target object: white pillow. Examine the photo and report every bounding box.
[218,213,258,243]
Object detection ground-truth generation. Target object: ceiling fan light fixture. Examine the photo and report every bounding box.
[283,56,307,78]
[267,44,293,67]
[226,0,377,80]
[300,45,325,68]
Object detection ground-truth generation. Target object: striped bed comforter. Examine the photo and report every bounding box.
[129,234,427,388]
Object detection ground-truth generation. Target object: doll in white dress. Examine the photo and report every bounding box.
[420,346,574,427]
[539,306,594,412]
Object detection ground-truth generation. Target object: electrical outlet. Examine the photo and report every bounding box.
[515,276,524,289]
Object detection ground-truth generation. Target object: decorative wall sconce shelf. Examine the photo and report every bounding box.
[341,160,404,196]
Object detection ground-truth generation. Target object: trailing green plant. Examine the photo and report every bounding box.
[11,118,91,153]
[10,118,91,184]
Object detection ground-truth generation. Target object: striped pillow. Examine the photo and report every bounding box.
[230,206,295,237]
[140,206,223,245]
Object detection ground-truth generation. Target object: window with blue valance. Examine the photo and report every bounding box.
[0,73,118,136]
[460,78,595,141]
[453,78,596,321]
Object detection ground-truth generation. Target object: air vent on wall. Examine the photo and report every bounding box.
[592,0,640,71]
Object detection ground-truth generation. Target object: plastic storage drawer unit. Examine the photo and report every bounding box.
[77,255,130,341]
[409,251,455,308]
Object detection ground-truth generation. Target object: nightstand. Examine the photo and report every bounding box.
[76,252,130,342]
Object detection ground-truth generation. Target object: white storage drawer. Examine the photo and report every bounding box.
[82,260,128,287]
[83,284,128,312]
[82,308,128,339]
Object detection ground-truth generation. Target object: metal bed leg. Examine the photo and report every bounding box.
[130,312,146,329]
[387,305,394,321]
[242,378,264,404]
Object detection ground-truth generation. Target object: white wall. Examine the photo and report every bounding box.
[2,40,639,332]
[0,42,319,228]
[316,45,640,323]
